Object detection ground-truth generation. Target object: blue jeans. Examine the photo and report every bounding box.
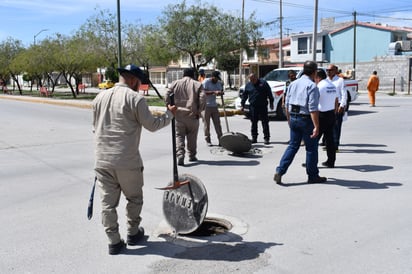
[276,115,319,180]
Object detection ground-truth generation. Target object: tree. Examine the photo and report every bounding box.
[0,37,25,93]
[77,8,122,80]
[215,52,239,89]
[159,0,262,72]
[51,34,97,98]
[123,23,179,70]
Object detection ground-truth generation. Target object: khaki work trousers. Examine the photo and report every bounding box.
[175,117,199,160]
[95,167,144,244]
[202,106,223,144]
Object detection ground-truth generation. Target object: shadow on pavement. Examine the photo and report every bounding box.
[340,143,387,148]
[336,148,395,154]
[186,159,260,167]
[325,178,402,189]
[348,110,376,116]
[123,235,281,262]
[335,164,393,172]
[277,178,401,189]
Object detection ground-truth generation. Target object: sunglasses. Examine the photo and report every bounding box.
[326,69,335,72]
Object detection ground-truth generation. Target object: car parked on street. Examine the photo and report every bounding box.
[98,80,115,89]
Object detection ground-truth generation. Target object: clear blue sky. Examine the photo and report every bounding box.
[1,0,412,47]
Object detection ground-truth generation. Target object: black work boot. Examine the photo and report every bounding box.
[127,227,145,246]
[108,240,126,255]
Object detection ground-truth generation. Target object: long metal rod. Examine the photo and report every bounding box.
[353,11,357,79]
[239,0,245,88]
[117,0,122,69]
[312,0,318,62]
[221,94,230,132]
[279,0,283,68]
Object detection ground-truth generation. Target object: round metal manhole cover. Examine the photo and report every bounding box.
[220,132,252,154]
[162,173,208,234]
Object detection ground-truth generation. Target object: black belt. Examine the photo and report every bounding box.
[289,112,310,117]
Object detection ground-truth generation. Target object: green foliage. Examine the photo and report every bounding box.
[105,67,118,82]
[123,23,179,68]
[216,52,239,72]
[76,8,119,69]
[159,0,262,70]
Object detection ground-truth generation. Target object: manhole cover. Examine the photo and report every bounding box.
[162,174,208,234]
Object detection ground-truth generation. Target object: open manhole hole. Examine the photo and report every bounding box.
[181,217,233,237]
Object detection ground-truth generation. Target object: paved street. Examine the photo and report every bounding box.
[0,92,411,274]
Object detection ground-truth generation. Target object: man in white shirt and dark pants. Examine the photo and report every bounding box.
[317,69,339,168]
[326,64,347,152]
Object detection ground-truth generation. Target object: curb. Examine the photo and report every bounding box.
[0,94,92,109]
[0,94,243,117]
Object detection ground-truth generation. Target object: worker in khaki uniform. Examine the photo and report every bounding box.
[166,68,205,166]
[92,64,176,255]
[202,71,224,146]
[367,71,380,107]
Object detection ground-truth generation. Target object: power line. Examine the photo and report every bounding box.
[252,0,412,22]
[255,0,412,38]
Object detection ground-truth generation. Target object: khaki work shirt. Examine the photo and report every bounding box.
[93,83,173,169]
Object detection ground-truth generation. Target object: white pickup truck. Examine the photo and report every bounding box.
[234,66,359,120]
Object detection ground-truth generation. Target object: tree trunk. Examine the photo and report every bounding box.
[10,74,22,94]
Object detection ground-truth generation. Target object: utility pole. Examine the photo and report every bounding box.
[117,0,122,69]
[352,11,357,79]
[279,0,283,68]
[239,0,245,88]
[312,0,318,62]
[285,28,292,37]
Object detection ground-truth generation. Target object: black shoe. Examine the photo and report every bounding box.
[127,227,145,246]
[108,240,126,255]
[307,176,327,184]
[189,156,198,162]
[177,158,184,166]
[273,173,282,184]
[206,142,212,147]
[264,139,270,145]
[251,138,257,144]
[322,161,334,168]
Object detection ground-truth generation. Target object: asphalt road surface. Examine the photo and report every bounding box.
[1,93,411,274]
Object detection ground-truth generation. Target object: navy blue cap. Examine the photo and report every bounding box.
[117,64,149,84]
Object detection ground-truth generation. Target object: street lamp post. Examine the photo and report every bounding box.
[279,0,283,68]
[117,0,122,69]
[34,29,49,45]
[239,0,245,88]
[312,0,318,62]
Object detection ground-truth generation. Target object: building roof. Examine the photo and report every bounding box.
[330,21,412,35]
[258,37,290,47]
